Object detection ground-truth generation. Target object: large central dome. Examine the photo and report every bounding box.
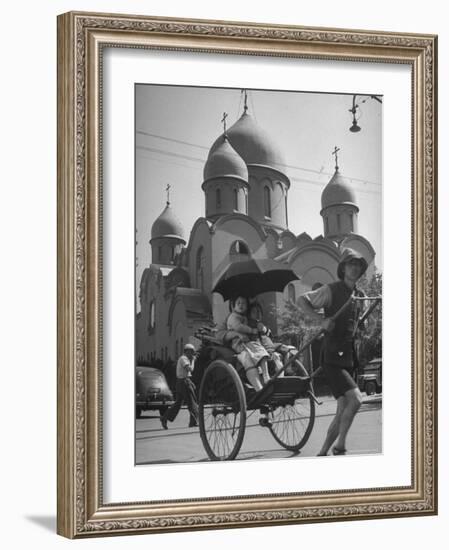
[208,112,285,171]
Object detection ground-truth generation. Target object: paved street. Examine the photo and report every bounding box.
[136,394,382,464]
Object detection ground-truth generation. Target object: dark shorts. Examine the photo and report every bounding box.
[323,364,357,399]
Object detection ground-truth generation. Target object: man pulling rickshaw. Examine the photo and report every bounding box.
[298,248,380,456]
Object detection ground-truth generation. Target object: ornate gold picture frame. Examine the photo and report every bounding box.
[57,11,437,538]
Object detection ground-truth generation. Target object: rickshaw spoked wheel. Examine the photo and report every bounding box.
[268,393,315,452]
[199,360,247,461]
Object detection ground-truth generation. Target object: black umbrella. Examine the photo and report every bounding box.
[213,258,299,301]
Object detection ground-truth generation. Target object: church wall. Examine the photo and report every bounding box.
[212,293,229,329]
[281,232,297,252]
[171,301,189,360]
[211,219,267,288]
[153,283,170,362]
[265,232,281,258]
[136,315,149,363]
[289,248,339,288]
[187,222,212,296]
[136,270,180,364]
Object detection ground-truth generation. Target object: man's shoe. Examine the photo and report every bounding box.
[160,417,168,430]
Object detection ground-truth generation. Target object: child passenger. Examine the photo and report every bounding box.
[247,302,284,374]
[226,296,270,391]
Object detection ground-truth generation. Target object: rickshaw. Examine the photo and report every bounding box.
[194,258,382,461]
[194,258,317,461]
[195,327,317,461]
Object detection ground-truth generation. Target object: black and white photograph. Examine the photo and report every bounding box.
[135,84,383,464]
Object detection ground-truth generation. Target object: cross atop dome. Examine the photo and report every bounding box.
[221,112,228,135]
[332,146,340,171]
[166,183,171,205]
[242,89,249,114]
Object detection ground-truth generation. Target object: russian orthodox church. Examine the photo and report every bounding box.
[136,98,376,364]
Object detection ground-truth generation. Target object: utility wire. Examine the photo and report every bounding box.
[137,142,381,191]
[136,130,209,150]
[136,131,381,187]
[138,149,380,196]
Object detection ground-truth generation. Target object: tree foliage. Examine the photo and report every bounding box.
[275,299,321,349]
[355,271,382,365]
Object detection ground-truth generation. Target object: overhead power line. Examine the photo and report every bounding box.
[136,130,209,151]
[136,135,382,189]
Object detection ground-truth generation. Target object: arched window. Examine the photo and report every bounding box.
[233,189,238,210]
[336,213,341,232]
[349,212,354,232]
[216,188,221,209]
[230,240,250,256]
[287,283,296,303]
[325,217,329,235]
[245,189,248,214]
[149,301,155,331]
[196,246,205,292]
[264,186,271,218]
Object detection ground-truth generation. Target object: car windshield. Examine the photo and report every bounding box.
[138,370,164,382]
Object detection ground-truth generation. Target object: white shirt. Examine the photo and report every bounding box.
[176,354,194,379]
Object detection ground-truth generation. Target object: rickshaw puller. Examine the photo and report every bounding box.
[298,249,367,456]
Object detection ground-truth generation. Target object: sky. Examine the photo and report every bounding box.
[135,84,382,287]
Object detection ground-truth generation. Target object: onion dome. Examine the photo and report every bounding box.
[151,203,185,241]
[203,136,248,182]
[209,112,285,170]
[321,169,357,209]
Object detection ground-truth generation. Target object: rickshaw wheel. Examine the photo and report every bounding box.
[268,394,315,451]
[199,360,247,461]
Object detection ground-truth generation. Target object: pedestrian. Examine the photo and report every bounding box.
[297,248,367,456]
[161,343,199,430]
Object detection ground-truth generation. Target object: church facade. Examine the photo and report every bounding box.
[136,105,376,364]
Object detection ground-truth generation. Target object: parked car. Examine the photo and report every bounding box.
[357,358,382,395]
[136,366,174,418]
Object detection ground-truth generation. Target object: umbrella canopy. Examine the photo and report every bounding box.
[213,258,299,301]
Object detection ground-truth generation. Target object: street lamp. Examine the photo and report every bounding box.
[349,94,382,133]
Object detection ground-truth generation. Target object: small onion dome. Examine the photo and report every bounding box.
[203,136,248,182]
[321,169,357,209]
[209,112,285,170]
[151,203,185,241]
